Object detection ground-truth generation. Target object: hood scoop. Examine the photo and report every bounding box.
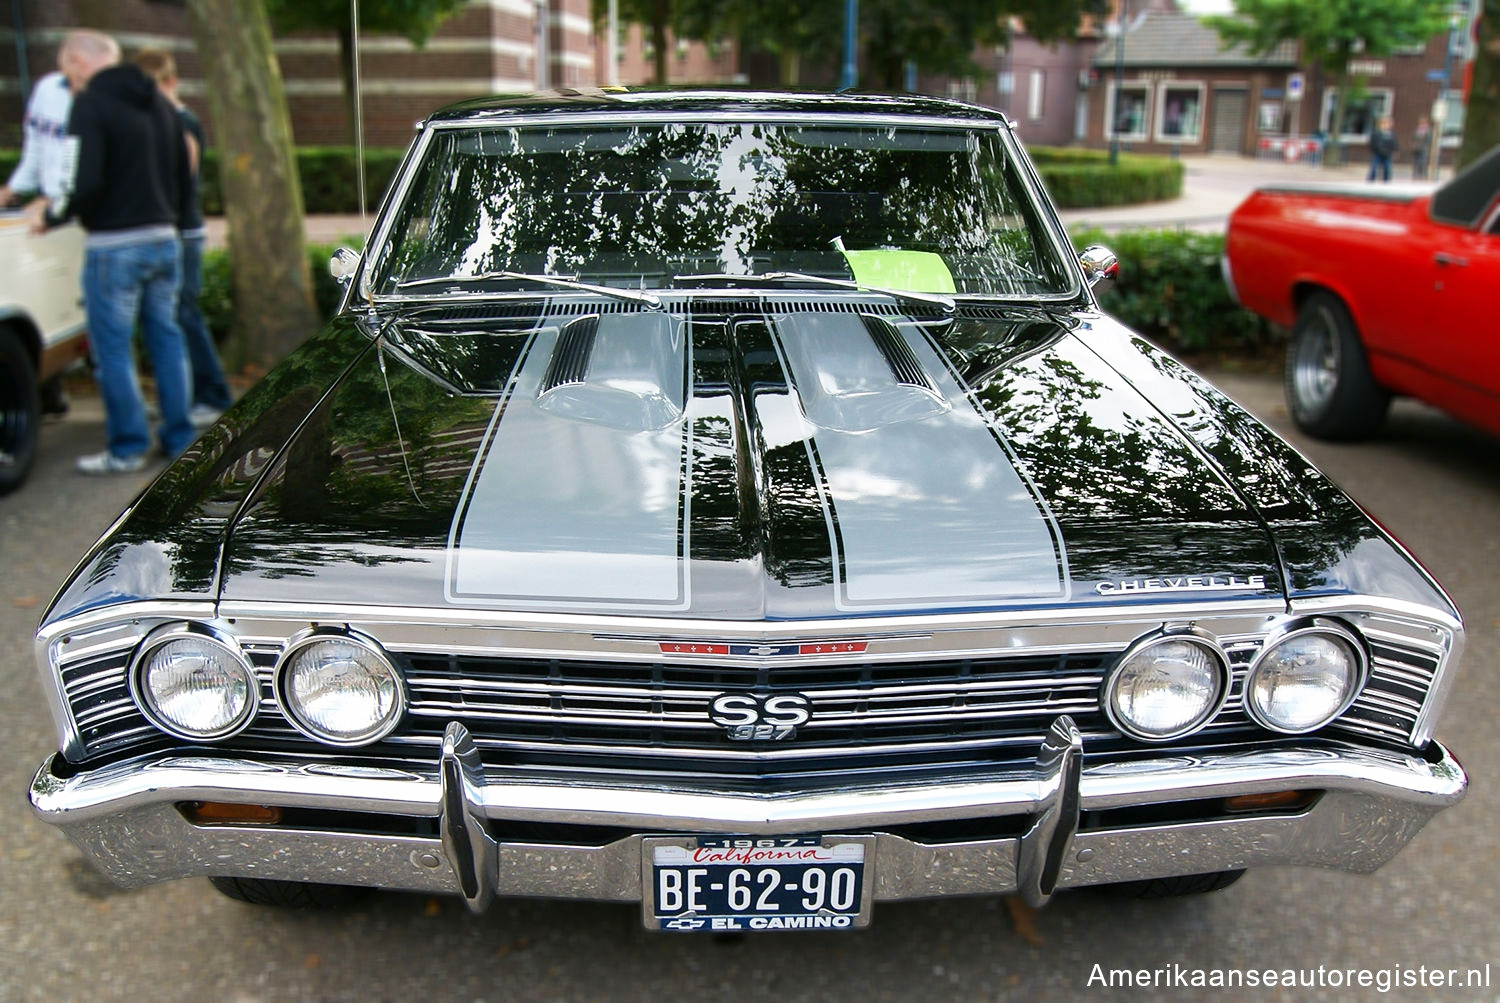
[534,312,685,431]
[773,310,949,432]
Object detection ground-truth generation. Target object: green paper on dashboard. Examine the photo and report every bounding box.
[840,250,957,293]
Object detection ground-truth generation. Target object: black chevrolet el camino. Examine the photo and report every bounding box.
[30,92,1466,929]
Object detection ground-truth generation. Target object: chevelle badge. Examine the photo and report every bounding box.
[1095,574,1270,595]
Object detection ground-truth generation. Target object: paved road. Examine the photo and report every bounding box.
[2,377,1495,1002]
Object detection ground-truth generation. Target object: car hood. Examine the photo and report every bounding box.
[209,300,1292,619]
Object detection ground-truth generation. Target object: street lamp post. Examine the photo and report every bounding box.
[841,0,858,91]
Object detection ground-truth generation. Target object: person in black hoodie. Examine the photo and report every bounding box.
[27,30,194,473]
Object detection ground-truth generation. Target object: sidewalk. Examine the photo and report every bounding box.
[203,154,1436,249]
[1057,154,1424,233]
[203,213,371,252]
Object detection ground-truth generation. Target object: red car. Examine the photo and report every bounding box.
[1225,146,1500,439]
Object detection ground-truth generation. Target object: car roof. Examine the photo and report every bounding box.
[426,88,1015,127]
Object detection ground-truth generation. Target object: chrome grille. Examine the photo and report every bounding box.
[55,631,1443,769]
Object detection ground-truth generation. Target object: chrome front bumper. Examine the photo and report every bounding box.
[31,720,1466,915]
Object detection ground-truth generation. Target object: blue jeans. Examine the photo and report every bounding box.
[82,238,194,459]
[1367,153,1392,182]
[179,233,233,410]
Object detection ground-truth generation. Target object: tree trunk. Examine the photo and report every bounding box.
[186,0,319,371]
[1458,0,1500,170]
[1328,68,1351,166]
[651,12,669,85]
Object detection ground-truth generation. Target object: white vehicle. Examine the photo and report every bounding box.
[0,213,87,493]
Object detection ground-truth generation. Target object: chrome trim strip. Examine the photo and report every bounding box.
[1288,597,1462,747]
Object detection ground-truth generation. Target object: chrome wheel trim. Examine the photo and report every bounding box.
[1292,305,1341,416]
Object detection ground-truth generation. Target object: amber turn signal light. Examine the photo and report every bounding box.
[1223,790,1315,813]
[182,801,283,825]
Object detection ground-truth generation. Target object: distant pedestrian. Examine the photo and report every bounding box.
[1412,116,1431,180]
[1367,116,1397,183]
[26,30,195,474]
[135,47,232,428]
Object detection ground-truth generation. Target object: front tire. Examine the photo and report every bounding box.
[1285,292,1389,440]
[208,876,366,909]
[0,326,39,495]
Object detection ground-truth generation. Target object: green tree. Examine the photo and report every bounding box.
[264,0,468,141]
[675,0,840,85]
[1205,0,1450,162]
[186,0,320,369]
[673,0,1091,90]
[1458,0,1498,168]
[863,0,1090,89]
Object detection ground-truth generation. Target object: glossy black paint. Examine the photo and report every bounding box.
[42,295,1452,627]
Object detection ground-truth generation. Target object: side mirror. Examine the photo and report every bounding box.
[1079,245,1119,294]
[329,246,362,287]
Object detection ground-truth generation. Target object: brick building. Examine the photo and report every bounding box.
[0,0,723,149]
[1086,8,1477,167]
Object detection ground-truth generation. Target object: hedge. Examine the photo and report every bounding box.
[1030,146,1184,208]
[201,240,359,347]
[1070,227,1273,356]
[199,147,407,216]
[0,148,405,216]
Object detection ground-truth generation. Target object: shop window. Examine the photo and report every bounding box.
[1319,87,1394,143]
[1108,83,1150,141]
[1155,83,1204,143]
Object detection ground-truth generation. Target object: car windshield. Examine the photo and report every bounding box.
[370,120,1076,299]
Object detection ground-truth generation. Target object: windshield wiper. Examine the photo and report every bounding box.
[672,271,956,314]
[394,271,662,310]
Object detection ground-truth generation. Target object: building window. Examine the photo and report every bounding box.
[1155,83,1204,143]
[1319,87,1394,143]
[1107,83,1150,141]
[1028,70,1045,121]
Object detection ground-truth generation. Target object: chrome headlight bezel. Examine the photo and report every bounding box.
[274,628,406,747]
[1103,628,1231,743]
[1244,618,1368,735]
[128,622,259,741]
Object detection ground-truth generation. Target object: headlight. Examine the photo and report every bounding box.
[1245,622,1365,734]
[1105,632,1228,742]
[276,632,405,745]
[131,625,257,740]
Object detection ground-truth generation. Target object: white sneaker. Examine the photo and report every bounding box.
[76,450,147,475]
[189,404,224,429]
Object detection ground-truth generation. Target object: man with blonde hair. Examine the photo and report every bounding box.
[28,30,195,473]
[136,46,232,427]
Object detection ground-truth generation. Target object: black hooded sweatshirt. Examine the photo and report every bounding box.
[48,63,191,235]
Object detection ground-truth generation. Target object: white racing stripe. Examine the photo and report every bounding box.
[446,311,693,609]
[772,310,1067,610]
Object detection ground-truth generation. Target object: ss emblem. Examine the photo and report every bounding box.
[708,692,812,741]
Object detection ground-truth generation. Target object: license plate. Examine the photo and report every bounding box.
[643,836,872,932]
